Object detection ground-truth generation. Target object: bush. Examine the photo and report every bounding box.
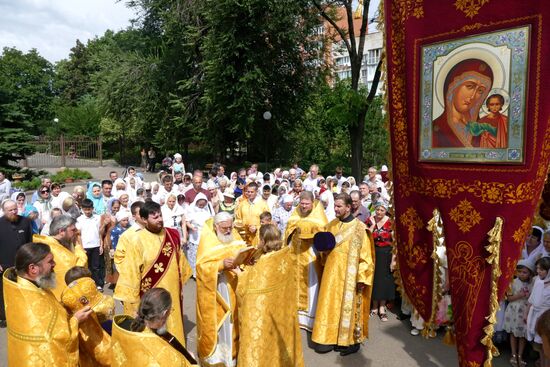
[12,177,41,191]
[51,168,92,183]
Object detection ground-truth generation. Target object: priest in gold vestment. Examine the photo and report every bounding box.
[284,190,328,330]
[114,201,192,346]
[3,242,93,367]
[196,211,248,366]
[33,214,87,300]
[236,224,304,367]
[234,182,270,245]
[312,193,374,356]
[112,288,198,367]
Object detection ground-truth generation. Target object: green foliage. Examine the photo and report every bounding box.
[291,80,388,175]
[49,95,101,137]
[51,168,92,182]
[13,177,41,191]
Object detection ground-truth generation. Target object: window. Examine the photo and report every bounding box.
[366,48,381,65]
[335,56,350,66]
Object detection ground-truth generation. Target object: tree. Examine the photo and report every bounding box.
[311,0,383,180]
[56,39,94,104]
[0,47,56,135]
[196,0,323,162]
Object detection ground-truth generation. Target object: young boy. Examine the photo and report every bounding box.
[259,211,272,225]
[480,93,508,148]
[77,199,104,291]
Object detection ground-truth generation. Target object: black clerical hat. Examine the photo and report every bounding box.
[313,232,336,252]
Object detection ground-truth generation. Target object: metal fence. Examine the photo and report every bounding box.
[18,136,103,168]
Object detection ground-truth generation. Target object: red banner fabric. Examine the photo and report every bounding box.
[384,1,550,365]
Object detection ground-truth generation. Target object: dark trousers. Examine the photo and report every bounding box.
[85,247,104,287]
[0,274,5,320]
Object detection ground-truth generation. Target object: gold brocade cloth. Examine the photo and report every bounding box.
[3,269,79,367]
[196,225,247,365]
[111,315,198,367]
[284,201,328,329]
[234,198,270,245]
[113,228,192,346]
[33,234,88,300]
[236,246,305,367]
[311,218,374,346]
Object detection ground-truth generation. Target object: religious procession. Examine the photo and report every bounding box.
[3,1,550,367]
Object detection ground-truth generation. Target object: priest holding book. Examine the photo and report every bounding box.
[196,212,248,366]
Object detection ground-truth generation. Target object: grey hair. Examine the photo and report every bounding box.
[49,215,76,236]
[214,211,233,224]
[1,199,15,210]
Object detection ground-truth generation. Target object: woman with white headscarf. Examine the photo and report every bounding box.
[161,193,187,241]
[185,192,213,277]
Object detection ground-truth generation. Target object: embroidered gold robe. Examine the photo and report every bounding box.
[113,225,141,315]
[234,198,270,245]
[61,276,114,367]
[111,315,198,367]
[33,234,88,300]
[196,225,247,366]
[113,228,192,346]
[3,269,79,367]
[283,201,328,330]
[311,218,374,346]
[236,246,304,367]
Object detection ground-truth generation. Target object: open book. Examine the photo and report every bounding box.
[233,246,261,266]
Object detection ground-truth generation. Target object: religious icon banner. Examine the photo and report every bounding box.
[384,1,550,365]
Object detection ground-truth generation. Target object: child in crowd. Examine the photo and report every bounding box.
[76,199,103,290]
[504,259,534,367]
[527,257,550,367]
[109,211,130,277]
[259,211,272,225]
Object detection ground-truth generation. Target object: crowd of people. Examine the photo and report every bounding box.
[1,160,550,366]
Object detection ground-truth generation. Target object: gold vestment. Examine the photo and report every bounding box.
[196,225,247,366]
[33,234,88,300]
[236,246,304,367]
[234,198,270,245]
[3,269,79,367]
[311,218,374,346]
[114,228,192,346]
[283,201,327,330]
[111,315,198,367]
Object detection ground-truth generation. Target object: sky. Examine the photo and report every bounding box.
[0,0,381,64]
[0,0,136,63]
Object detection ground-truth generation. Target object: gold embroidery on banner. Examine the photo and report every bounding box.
[512,217,532,244]
[390,14,550,204]
[406,273,427,315]
[399,207,426,269]
[454,0,490,18]
[448,241,485,334]
[449,199,483,233]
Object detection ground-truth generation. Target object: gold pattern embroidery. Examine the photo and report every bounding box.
[399,207,426,269]
[277,259,288,274]
[449,199,483,233]
[154,263,164,273]
[140,277,152,292]
[454,0,490,18]
[448,241,485,334]
[513,217,532,244]
[162,243,173,256]
[406,273,427,315]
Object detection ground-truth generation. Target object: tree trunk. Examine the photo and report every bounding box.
[350,108,367,181]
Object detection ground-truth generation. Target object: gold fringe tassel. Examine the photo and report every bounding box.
[443,325,455,346]
[481,217,503,366]
[423,209,444,339]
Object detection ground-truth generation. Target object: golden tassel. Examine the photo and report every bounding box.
[443,326,455,346]
[481,217,503,366]
[424,209,444,340]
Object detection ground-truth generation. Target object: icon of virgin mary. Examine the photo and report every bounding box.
[432,58,494,148]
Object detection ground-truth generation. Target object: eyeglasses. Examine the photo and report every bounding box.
[41,190,50,194]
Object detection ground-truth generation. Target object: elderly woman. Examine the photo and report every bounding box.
[185,193,213,277]
[161,194,187,241]
[367,201,395,322]
[33,184,52,232]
